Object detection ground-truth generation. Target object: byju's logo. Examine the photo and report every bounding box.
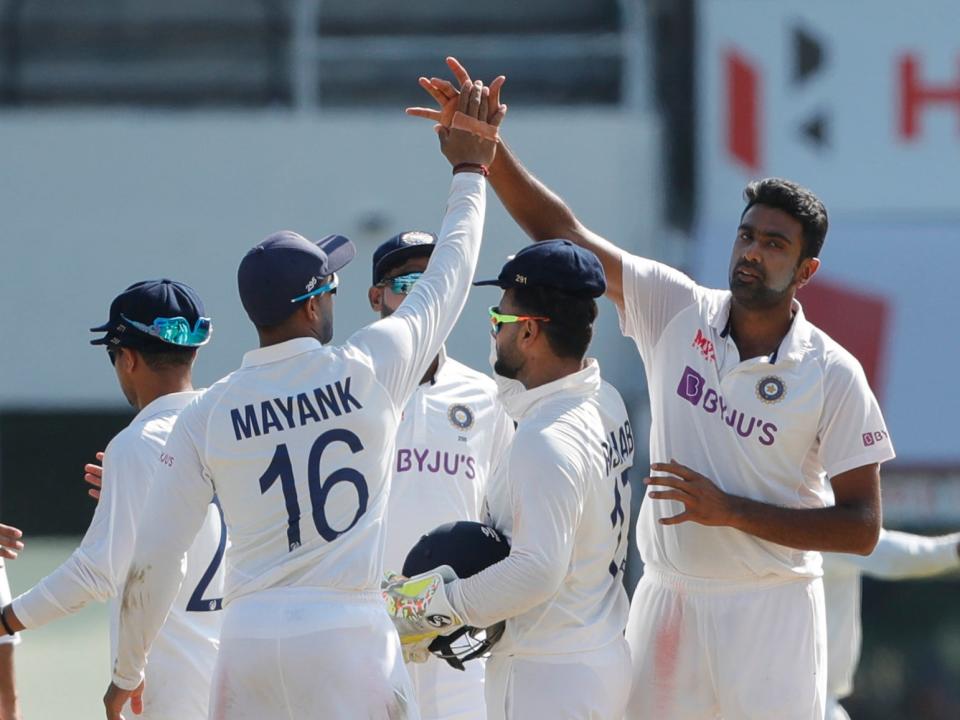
[862,430,888,447]
[677,367,706,405]
[675,366,777,446]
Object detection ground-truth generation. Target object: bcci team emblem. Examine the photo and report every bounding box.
[447,404,475,431]
[756,376,786,404]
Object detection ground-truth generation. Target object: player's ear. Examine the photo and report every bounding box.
[368,286,382,312]
[796,257,820,289]
[120,347,138,372]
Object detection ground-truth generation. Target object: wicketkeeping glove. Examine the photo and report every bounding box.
[382,565,464,648]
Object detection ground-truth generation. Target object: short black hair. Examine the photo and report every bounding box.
[135,342,197,371]
[512,285,598,360]
[741,178,828,259]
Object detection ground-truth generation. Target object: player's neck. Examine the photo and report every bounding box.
[728,299,796,361]
[518,356,586,391]
[133,373,194,411]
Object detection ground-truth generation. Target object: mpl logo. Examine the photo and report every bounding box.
[692,329,716,363]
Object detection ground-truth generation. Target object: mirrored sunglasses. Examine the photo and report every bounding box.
[379,272,423,296]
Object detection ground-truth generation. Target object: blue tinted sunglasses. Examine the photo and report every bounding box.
[291,273,339,303]
[120,314,212,347]
[378,272,422,295]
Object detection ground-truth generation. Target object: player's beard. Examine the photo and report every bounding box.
[728,261,798,310]
[492,336,524,380]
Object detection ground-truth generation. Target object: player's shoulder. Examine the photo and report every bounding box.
[441,357,499,394]
[803,321,868,383]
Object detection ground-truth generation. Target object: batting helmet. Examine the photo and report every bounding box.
[402,520,510,670]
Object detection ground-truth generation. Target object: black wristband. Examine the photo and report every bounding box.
[0,606,15,636]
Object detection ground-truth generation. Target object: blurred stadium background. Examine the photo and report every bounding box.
[0,1,958,718]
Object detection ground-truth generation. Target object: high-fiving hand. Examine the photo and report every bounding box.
[407,57,506,131]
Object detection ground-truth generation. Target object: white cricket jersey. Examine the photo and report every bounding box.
[382,349,515,575]
[447,360,635,657]
[11,391,224,719]
[0,562,19,646]
[618,256,896,580]
[112,172,486,691]
[823,529,960,698]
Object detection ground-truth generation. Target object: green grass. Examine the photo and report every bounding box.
[6,537,110,720]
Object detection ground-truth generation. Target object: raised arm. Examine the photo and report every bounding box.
[349,80,498,408]
[408,57,627,310]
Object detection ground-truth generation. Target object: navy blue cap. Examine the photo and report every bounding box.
[474,239,606,298]
[372,230,436,285]
[90,279,209,349]
[238,230,356,327]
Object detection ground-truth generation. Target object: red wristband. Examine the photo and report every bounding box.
[452,163,489,177]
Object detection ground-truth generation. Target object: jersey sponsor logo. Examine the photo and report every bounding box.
[692,328,717,363]
[602,419,635,475]
[862,430,888,447]
[676,366,778,446]
[229,376,364,441]
[447,403,475,431]
[756,375,786,404]
[396,448,477,479]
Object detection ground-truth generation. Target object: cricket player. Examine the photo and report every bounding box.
[408,58,894,719]
[824,528,960,719]
[0,279,225,720]
[370,231,515,719]
[387,240,635,720]
[0,525,24,720]
[0,561,21,720]
[103,80,501,720]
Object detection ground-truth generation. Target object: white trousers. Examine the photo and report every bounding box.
[407,656,485,720]
[209,588,419,719]
[625,567,826,720]
[484,639,631,720]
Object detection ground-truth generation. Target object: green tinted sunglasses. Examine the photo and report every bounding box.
[488,306,551,336]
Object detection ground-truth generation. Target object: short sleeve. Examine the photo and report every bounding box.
[818,352,895,478]
[617,254,702,359]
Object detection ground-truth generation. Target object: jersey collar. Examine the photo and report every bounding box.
[499,358,602,422]
[241,337,324,368]
[133,389,202,423]
[709,293,814,365]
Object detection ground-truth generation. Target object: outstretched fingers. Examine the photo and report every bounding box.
[446,56,472,86]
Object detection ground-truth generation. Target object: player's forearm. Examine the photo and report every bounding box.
[447,548,566,629]
[852,530,960,579]
[726,495,881,555]
[9,549,118,630]
[112,551,187,690]
[489,142,625,307]
[489,141,582,243]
